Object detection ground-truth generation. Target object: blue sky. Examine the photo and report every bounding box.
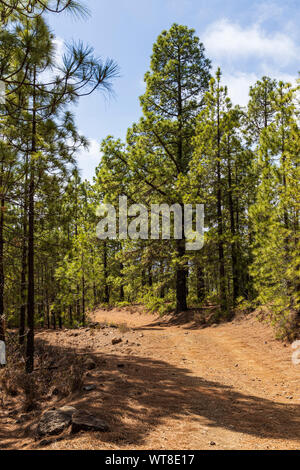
[48,0,300,180]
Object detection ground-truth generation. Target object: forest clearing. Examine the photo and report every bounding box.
[0,0,299,455]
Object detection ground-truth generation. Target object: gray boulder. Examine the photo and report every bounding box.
[71,411,109,434]
[37,406,76,437]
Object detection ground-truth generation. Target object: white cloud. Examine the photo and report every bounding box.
[77,138,102,181]
[203,19,298,66]
[221,70,298,108]
[53,37,65,68]
[256,1,284,25]
[222,72,259,107]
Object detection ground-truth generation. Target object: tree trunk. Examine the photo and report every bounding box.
[148,268,153,288]
[176,240,187,313]
[69,306,73,327]
[58,310,62,330]
[227,144,239,305]
[119,261,124,301]
[52,312,56,330]
[103,241,109,304]
[82,272,85,326]
[46,295,50,329]
[216,82,227,315]
[26,68,36,374]
[175,46,188,314]
[197,264,205,303]
[0,184,5,343]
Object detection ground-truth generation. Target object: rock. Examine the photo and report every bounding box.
[38,436,64,447]
[71,411,109,434]
[85,358,96,370]
[38,439,52,447]
[112,338,122,345]
[51,387,60,396]
[83,385,96,392]
[37,407,76,437]
[58,406,77,417]
[210,441,216,446]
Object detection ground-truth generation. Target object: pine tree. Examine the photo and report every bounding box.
[250,80,300,338]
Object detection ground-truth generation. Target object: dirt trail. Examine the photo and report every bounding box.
[87,307,300,450]
[2,307,300,450]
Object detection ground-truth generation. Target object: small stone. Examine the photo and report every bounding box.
[210,441,216,446]
[83,385,96,392]
[85,359,96,370]
[39,439,52,447]
[37,407,76,437]
[58,406,77,417]
[112,338,122,345]
[71,411,109,434]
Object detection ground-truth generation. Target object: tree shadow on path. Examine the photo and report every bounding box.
[13,336,299,448]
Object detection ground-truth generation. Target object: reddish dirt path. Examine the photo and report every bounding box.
[1,307,300,450]
[86,307,300,450]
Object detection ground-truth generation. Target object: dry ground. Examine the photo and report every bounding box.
[1,306,299,450]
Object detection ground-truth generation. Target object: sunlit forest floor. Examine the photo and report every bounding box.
[1,307,299,450]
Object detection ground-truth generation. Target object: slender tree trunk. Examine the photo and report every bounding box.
[216,83,227,315]
[217,170,227,314]
[82,270,85,326]
[175,51,188,314]
[69,306,73,327]
[227,144,239,305]
[93,282,97,308]
[103,241,109,304]
[119,261,124,301]
[26,68,36,373]
[148,268,153,288]
[52,312,56,330]
[176,239,187,313]
[160,262,165,299]
[0,176,5,343]
[76,283,80,319]
[46,294,50,329]
[58,309,62,330]
[197,264,205,303]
